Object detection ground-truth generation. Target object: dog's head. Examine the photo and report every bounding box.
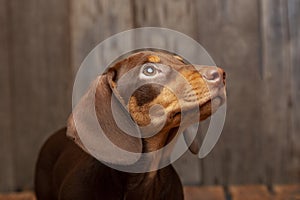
[67,50,226,166]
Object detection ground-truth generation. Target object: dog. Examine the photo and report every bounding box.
[35,50,226,200]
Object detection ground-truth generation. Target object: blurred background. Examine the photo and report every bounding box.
[0,0,299,194]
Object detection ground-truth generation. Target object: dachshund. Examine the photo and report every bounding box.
[35,50,226,200]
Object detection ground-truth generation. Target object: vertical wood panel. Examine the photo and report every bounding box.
[71,0,134,73]
[133,0,198,39]
[8,0,72,190]
[196,0,263,184]
[288,0,300,182]
[260,0,292,183]
[0,0,15,192]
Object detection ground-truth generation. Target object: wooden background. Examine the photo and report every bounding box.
[0,0,299,192]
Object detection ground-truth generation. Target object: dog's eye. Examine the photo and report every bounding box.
[142,63,158,76]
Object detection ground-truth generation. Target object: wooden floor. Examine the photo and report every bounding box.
[0,185,299,200]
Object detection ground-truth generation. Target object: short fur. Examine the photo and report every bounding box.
[35,51,226,200]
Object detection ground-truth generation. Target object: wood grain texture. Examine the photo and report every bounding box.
[0,191,35,200]
[71,0,134,73]
[229,185,272,200]
[288,0,300,183]
[0,0,15,192]
[260,0,293,184]
[184,186,225,200]
[196,0,264,185]
[132,0,198,39]
[7,0,72,190]
[273,185,300,200]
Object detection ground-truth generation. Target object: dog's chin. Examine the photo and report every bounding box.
[199,91,226,120]
[171,89,226,123]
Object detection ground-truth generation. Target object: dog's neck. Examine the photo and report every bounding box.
[141,127,179,176]
[98,127,179,191]
[143,126,178,152]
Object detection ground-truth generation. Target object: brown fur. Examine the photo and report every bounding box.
[35,50,226,200]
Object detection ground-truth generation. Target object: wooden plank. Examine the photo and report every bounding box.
[70,0,136,104]
[0,191,36,200]
[8,0,72,190]
[133,0,198,39]
[71,0,134,73]
[184,186,225,200]
[273,185,300,200]
[288,0,300,183]
[229,185,272,200]
[0,0,15,192]
[195,0,264,184]
[260,0,292,184]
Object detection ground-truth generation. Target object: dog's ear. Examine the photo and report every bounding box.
[67,70,142,165]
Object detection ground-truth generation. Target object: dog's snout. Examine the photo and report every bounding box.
[202,67,225,84]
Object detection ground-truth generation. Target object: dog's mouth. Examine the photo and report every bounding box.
[202,94,225,110]
[163,94,225,149]
[171,87,226,120]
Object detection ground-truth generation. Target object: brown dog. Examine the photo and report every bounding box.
[35,50,226,200]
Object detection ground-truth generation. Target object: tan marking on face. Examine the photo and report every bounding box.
[178,67,211,105]
[147,55,161,63]
[173,55,183,62]
[128,87,178,127]
[128,86,181,152]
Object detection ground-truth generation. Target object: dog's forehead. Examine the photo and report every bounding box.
[129,51,184,64]
[125,51,184,69]
[113,51,184,76]
[126,51,174,64]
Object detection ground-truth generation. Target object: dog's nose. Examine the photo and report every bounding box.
[202,67,225,84]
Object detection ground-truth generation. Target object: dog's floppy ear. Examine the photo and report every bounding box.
[67,70,142,165]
